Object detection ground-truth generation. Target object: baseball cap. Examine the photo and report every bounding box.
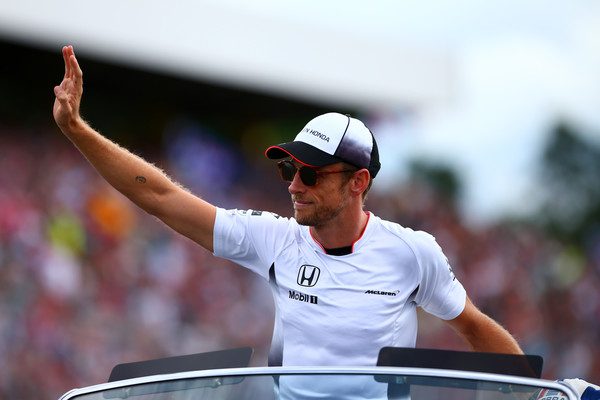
[265,112,381,178]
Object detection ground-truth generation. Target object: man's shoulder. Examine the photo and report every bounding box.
[217,207,299,233]
[373,215,439,253]
[374,215,432,240]
[222,208,286,220]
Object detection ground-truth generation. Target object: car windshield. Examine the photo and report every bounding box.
[60,369,572,400]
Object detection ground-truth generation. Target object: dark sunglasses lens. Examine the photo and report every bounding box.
[277,161,318,186]
[278,161,297,181]
[299,167,317,186]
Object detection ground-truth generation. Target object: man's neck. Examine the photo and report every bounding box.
[309,208,369,250]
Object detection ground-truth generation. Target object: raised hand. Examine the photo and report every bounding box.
[53,45,84,130]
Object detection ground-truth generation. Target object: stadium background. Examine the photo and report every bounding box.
[1,2,600,398]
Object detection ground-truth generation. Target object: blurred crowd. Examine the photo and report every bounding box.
[0,124,599,399]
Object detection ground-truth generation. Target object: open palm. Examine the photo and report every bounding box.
[53,45,83,129]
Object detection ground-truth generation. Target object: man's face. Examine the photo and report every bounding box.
[284,161,354,227]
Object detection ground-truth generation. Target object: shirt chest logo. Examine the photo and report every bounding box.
[297,265,321,287]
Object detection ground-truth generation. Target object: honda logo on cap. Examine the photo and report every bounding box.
[297,265,320,287]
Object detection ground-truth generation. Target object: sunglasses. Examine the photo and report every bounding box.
[277,160,356,186]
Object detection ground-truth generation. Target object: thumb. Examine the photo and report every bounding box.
[54,85,63,98]
[54,86,69,105]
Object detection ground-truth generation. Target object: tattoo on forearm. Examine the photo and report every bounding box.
[135,176,147,184]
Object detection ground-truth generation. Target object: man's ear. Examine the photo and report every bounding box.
[350,169,370,197]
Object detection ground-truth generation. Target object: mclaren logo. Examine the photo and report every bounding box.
[297,265,320,287]
[365,290,398,296]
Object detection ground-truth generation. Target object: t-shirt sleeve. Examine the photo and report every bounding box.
[412,231,466,320]
[212,207,291,280]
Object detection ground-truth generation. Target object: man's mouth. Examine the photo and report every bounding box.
[292,198,312,208]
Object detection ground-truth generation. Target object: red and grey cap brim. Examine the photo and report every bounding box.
[265,141,343,167]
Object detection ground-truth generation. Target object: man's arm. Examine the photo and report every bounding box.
[53,45,216,251]
[445,296,523,354]
[448,298,600,400]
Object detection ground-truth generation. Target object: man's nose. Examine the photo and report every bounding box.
[288,170,306,195]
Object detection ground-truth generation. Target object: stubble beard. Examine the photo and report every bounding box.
[294,202,345,227]
[293,184,349,228]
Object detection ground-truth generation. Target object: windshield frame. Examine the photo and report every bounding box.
[58,366,578,400]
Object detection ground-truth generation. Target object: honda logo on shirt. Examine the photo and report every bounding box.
[297,265,320,287]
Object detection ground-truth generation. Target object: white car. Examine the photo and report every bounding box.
[57,348,582,400]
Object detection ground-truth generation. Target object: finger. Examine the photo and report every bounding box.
[68,46,76,78]
[62,46,70,79]
[62,46,69,79]
[70,55,83,88]
[70,54,82,77]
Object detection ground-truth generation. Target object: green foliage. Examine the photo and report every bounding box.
[536,122,600,243]
[408,160,462,203]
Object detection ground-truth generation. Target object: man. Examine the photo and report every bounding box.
[53,45,523,366]
[54,45,600,400]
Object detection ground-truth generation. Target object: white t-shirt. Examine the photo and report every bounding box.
[213,208,466,367]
